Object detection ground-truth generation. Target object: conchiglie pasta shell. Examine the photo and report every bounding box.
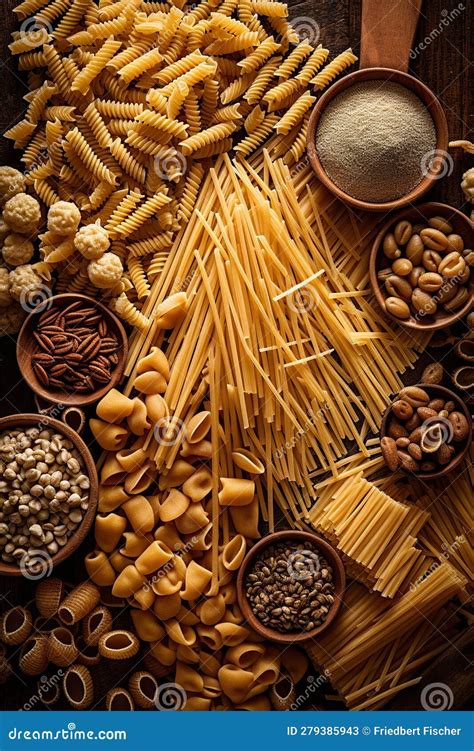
[218,664,254,704]
[130,610,166,642]
[153,523,183,551]
[96,388,135,423]
[149,639,177,667]
[154,291,188,329]
[124,461,156,495]
[218,477,255,506]
[58,582,101,626]
[182,467,212,502]
[229,497,260,538]
[0,606,33,646]
[133,371,167,395]
[98,485,130,513]
[90,418,129,451]
[180,560,212,601]
[152,592,181,621]
[175,661,203,693]
[122,495,155,532]
[95,513,127,552]
[180,438,212,459]
[176,644,200,664]
[82,606,113,646]
[128,671,158,709]
[174,503,209,534]
[226,642,265,669]
[164,619,196,647]
[199,651,221,678]
[35,577,66,619]
[112,564,146,598]
[136,347,170,379]
[145,394,168,425]
[63,664,94,709]
[198,594,226,626]
[231,448,265,474]
[100,455,127,486]
[85,550,116,586]
[135,540,173,575]
[222,535,247,570]
[129,584,156,611]
[195,624,223,651]
[160,489,190,522]
[158,459,194,489]
[185,411,211,444]
[151,555,186,596]
[106,687,135,711]
[202,675,222,700]
[121,532,151,558]
[98,630,140,660]
[116,447,148,473]
[215,623,250,646]
[109,549,131,573]
[48,627,78,667]
[127,397,151,436]
[188,522,213,551]
[19,636,49,676]
[224,603,245,625]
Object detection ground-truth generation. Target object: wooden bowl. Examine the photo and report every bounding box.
[0,413,98,577]
[380,384,472,481]
[17,293,128,407]
[307,68,449,212]
[370,202,474,331]
[236,530,345,644]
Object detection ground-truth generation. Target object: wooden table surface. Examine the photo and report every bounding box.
[0,0,472,712]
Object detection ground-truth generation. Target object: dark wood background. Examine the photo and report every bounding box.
[0,0,472,712]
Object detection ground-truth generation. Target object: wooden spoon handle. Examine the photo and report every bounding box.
[360,0,423,72]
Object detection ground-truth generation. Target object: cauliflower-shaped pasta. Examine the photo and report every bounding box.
[0,303,26,336]
[461,167,474,204]
[74,222,110,260]
[2,233,34,266]
[0,268,11,307]
[87,252,123,289]
[47,201,81,235]
[3,193,41,235]
[0,167,26,208]
[9,264,47,303]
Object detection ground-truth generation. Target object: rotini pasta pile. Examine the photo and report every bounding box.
[6,0,357,315]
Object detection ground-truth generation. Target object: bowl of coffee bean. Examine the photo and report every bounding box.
[380,384,472,480]
[370,202,473,331]
[236,531,345,644]
[17,294,128,407]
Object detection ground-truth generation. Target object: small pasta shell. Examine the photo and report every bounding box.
[218,477,255,507]
[185,411,211,444]
[19,635,49,676]
[182,467,213,502]
[160,488,190,522]
[58,582,101,625]
[48,627,79,667]
[35,577,66,618]
[222,535,247,571]
[82,606,113,647]
[63,664,94,710]
[0,606,33,646]
[98,630,140,660]
[231,448,265,475]
[106,687,135,711]
[128,671,158,709]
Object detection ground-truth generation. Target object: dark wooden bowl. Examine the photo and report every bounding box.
[380,384,472,481]
[0,413,98,577]
[306,68,449,212]
[17,293,128,407]
[370,202,474,331]
[236,530,345,644]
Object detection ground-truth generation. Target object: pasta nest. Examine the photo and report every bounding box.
[2,193,41,235]
[2,233,35,266]
[47,201,81,236]
[87,252,124,289]
[74,223,110,260]
[0,167,25,208]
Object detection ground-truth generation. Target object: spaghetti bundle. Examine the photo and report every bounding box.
[313,474,429,597]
